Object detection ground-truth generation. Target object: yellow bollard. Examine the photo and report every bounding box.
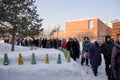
[45,54,49,64]
[18,53,24,65]
[67,53,71,63]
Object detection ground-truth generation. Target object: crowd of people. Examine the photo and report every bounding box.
[4,35,120,80]
[4,38,62,49]
[80,35,120,80]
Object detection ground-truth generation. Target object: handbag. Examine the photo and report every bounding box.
[83,52,89,59]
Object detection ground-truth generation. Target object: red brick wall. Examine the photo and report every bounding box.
[111,21,120,41]
[65,18,99,41]
[97,19,111,40]
[53,18,111,41]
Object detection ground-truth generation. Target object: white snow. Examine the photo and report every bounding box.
[0,42,107,80]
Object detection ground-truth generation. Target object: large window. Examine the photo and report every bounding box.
[89,20,93,29]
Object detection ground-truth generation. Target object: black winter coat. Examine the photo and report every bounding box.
[111,41,120,80]
[72,41,80,58]
[101,41,114,64]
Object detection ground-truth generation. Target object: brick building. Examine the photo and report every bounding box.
[110,20,120,41]
[54,18,120,41]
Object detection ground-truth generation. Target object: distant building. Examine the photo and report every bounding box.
[53,18,120,41]
[104,21,112,28]
[110,19,120,41]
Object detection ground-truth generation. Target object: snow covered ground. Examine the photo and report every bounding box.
[0,42,107,80]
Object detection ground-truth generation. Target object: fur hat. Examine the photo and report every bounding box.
[105,35,111,39]
[97,40,103,45]
[105,35,111,42]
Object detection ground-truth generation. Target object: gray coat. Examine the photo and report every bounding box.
[82,41,90,53]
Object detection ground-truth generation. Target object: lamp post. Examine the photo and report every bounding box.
[55,24,61,38]
[57,27,58,38]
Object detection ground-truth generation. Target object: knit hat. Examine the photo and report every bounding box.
[97,40,103,45]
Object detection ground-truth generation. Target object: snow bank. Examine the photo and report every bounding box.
[0,43,85,80]
[0,42,108,80]
[0,42,30,54]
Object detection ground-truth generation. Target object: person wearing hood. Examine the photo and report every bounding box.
[111,40,120,80]
[89,40,103,76]
[101,35,114,79]
[81,37,91,66]
[66,38,74,59]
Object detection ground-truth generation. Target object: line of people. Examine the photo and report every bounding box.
[5,38,62,49]
[4,35,120,80]
[80,35,120,80]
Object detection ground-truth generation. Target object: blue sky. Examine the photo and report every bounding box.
[35,0,120,30]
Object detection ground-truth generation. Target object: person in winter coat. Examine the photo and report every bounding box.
[111,40,120,80]
[46,40,50,48]
[61,39,67,49]
[42,38,47,48]
[101,35,114,78]
[81,37,90,66]
[89,40,103,76]
[71,38,80,61]
[67,38,74,60]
